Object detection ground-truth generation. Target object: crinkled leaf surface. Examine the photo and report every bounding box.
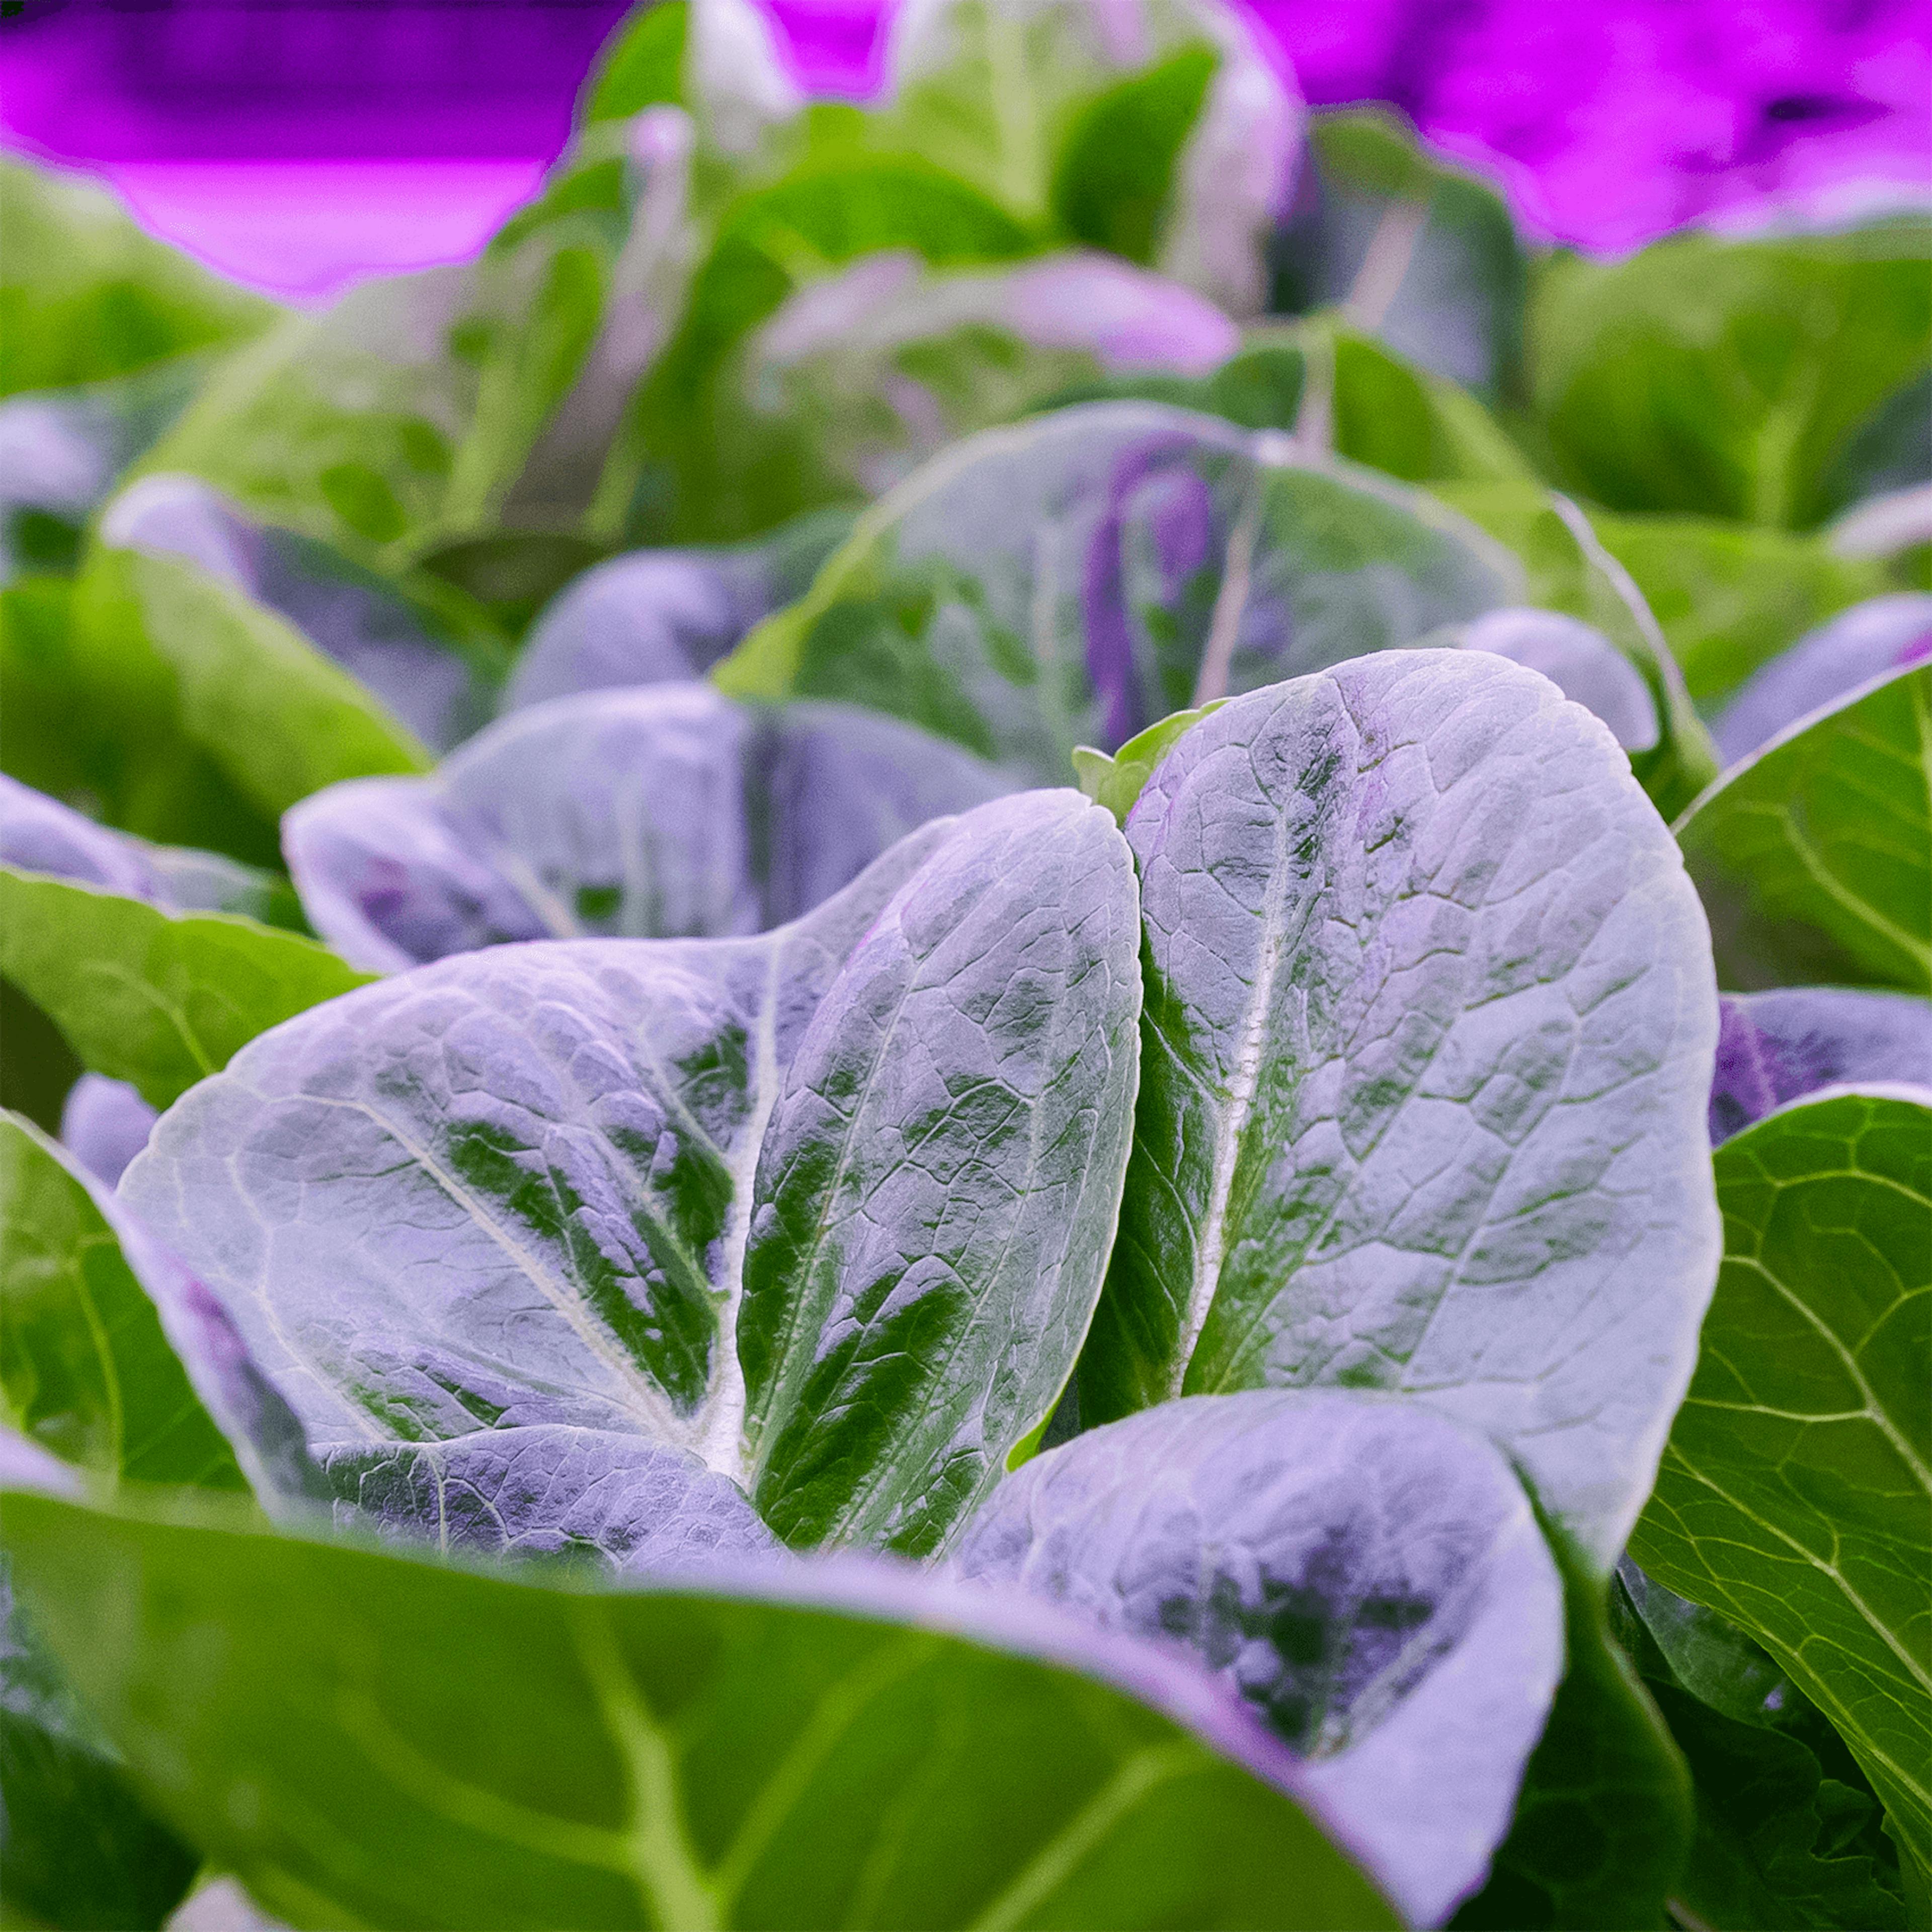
[0,783,371,1110]
[506,511,848,710]
[129,791,1142,1560]
[0,1112,250,1492]
[1434,480,1719,818]
[707,249,1238,530]
[1528,221,1932,530]
[719,401,1518,784]
[1081,651,1721,1568]
[954,1388,1565,1927]
[1615,1565,1909,1932]
[0,157,273,398]
[283,685,1012,973]
[1588,511,1892,707]
[1711,988,1932,1146]
[0,1489,1400,1932]
[101,474,504,751]
[1630,1086,1932,1873]
[1269,109,1525,404]
[1677,660,1931,994]
[1713,593,1932,765]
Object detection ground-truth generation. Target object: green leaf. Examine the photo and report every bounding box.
[1676,661,1930,993]
[633,155,1039,541]
[68,543,432,856]
[1436,479,1720,818]
[1270,108,1527,404]
[0,869,372,1110]
[1527,220,1932,530]
[1072,700,1225,823]
[1452,1531,1693,1931]
[1077,653,1721,1569]
[718,403,1519,784]
[1,1537,199,1932]
[0,1488,1402,1930]
[1630,1087,1932,1874]
[0,157,273,398]
[0,1113,245,1491]
[1589,511,1892,708]
[584,0,691,122]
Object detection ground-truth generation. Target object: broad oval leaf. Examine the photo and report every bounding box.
[506,512,849,711]
[1711,987,1932,1145]
[718,401,1520,784]
[1630,1085,1932,1874]
[0,1488,1402,1931]
[954,1387,1566,1927]
[282,685,1013,973]
[1080,650,1721,1568]
[128,791,1141,1560]
[1450,607,1659,753]
[1677,659,1931,994]
[59,1073,158,1187]
[1713,591,1932,765]
[101,474,502,752]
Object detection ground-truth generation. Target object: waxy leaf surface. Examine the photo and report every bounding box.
[720,401,1518,785]
[1678,661,1931,994]
[0,1490,1400,1931]
[1631,1086,1932,1872]
[1082,651,1721,1567]
[284,685,1012,973]
[955,1387,1565,1927]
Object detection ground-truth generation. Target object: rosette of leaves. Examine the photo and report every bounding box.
[283,683,1014,972]
[718,399,1524,781]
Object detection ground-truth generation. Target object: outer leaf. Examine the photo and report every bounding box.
[100,474,504,751]
[0,1489,1401,1931]
[0,868,371,1110]
[129,793,1141,1560]
[0,1113,247,1491]
[1269,108,1526,403]
[954,1388,1566,1927]
[59,1074,158,1187]
[283,686,1012,973]
[506,511,849,710]
[1435,480,1720,819]
[1528,221,1932,530]
[1711,988,1932,1146]
[1082,652,1721,1568]
[1630,1087,1932,1872]
[1589,510,1892,706]
[1713,592,1932,765]
[705,249,1238,531]
[0,157,272,397]
[718,401,1519,783]
[1450,607,1660,752]
[1676,661,1931,993]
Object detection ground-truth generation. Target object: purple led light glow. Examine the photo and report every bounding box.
[1,0,1926,301]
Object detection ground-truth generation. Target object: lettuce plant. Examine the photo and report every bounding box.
[1,2,1928,1928]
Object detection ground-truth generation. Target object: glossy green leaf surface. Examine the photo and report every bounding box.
[0,1489,1402,1930]
[1631,1087,1932,1873]
[0,869,371,1110]
[1081,652,1721,1567]
[1676,661,1931,993]
[1528,221,1932,530]
[0,1114,244,1491]
[0,158,273,398]
[719,401,1519,784]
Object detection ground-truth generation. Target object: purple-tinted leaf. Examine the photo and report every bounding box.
[128,793,1140,1561]
[100,474,498,750]
[1083,650,1721,1568]
[1713,591,1932,765]
[1710,987,1932,1145]
[504,509,849,710]
[719,401,1519,783]
[283,684,1013,973]
[58,1074,157,1188]
[1455,605,1660,752]
[955,1388,1564,1927]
